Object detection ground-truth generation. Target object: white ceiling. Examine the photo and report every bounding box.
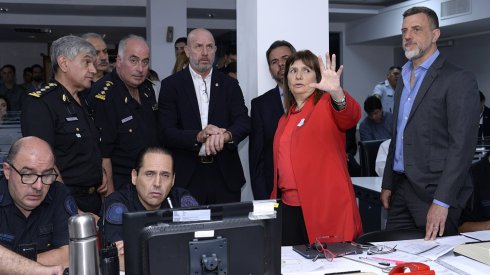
[0,0,408,44]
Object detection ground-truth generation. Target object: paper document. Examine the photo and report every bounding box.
[461,230,490,241]
[373,239,439,254]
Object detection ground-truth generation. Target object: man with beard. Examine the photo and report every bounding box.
[27,64,45,92]
[381,6,480,240]
[93,35,160,193]
[159,28,250,204]
[249,40,295,200]
[22,36,106,214]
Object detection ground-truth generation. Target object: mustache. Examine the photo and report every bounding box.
[98,60,109,66]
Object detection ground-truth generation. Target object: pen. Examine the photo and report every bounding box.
[370,256,406,265]
[359,256,391,266]
[324,270,361,275]
[167,197,173,209]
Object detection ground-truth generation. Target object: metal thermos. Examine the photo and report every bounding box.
[68,213,101,275]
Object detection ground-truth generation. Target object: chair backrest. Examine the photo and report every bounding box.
[358,139,387,177]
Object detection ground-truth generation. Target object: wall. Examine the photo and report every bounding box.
[0,42,48,83]
[438,33,490,98]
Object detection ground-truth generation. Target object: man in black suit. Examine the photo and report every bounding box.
[381,6,480,240]
[249,41,295,200]
[478,91,490,138]
[159,28,250,204]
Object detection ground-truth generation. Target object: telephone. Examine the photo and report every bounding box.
[388,262,435,275]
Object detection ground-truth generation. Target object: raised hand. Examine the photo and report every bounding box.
[309,52,344,101]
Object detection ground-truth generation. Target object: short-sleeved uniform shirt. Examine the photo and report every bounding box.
[372,80,395,113]
[21,81,102,187]
[0,178,78,253]
[99,184,198,243]
[93,70,160,177]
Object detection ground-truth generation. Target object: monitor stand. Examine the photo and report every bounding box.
[189,237,228,275]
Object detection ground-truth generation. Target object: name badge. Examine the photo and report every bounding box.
[66,116,78,122]
[121,116,133,124]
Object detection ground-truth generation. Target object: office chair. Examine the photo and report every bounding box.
[358,139,387,177]
[355,228,425,244]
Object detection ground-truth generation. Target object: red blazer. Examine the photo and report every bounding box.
[271,92,363,243]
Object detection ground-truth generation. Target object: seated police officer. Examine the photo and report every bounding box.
[100,146,198,270]
[0,136,78,268]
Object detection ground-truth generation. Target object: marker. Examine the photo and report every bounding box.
[324,270,361,275]
[370,256,406,265]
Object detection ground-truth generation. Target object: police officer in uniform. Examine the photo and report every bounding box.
[0,136,78,268]
[21,35,106,214]
[99,146,197,271]
[93,35,160,192]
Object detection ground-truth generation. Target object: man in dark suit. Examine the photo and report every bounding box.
[159,28,250,204]
[249,40,295,200]
[381,6,480,240]
[478,91,490,138]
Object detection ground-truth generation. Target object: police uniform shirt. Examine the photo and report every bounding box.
[0,178,78,253]
[100,184,198,243]
[21,81,103,187]
[93,70,160,176]
[372,80,395,113]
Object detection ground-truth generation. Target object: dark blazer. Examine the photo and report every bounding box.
[158,67,250,191]
[382,55,480,208]
[249,86,284,199]
[478,106,490,138]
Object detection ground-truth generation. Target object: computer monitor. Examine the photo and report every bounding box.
[123,200,281,275]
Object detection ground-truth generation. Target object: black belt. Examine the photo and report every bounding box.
[198,155,214,163]
[67,185,98,195]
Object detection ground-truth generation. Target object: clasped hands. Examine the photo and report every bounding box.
[197,124,232,155]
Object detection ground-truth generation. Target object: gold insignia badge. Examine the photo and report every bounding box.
[62,94,67,102]
[95,94,106,101]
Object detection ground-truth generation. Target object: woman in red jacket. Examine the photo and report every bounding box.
[271,50,363,245]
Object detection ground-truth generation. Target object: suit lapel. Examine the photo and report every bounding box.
[407,56,444,123]
[182,68,202,122]
[272,86,284,115]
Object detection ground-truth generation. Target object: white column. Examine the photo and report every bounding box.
[236,0,330,201]
[146,0,187,79]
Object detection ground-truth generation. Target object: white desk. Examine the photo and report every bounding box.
[351,177,382,193]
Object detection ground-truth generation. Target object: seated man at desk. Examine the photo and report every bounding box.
[0,136,77,268]
[100,146,198,270]
[459,152,490,233]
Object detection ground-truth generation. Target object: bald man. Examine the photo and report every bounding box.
[159,28,250,204]
[0,136,78,268]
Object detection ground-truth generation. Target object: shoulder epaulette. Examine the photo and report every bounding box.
[27,82,57,98]
[94,80,114,101]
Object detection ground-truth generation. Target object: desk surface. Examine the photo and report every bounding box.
[351,177,382,193]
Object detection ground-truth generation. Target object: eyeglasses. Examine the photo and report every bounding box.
[367,244,397,255]
[7,162,58,185]
[312,236,341,262]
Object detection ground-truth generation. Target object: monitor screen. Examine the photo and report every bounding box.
[123,200,281,275]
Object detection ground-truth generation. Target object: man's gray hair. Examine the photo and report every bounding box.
[50,35,96,73]
[117,34,147,59]
[80,32,104,41]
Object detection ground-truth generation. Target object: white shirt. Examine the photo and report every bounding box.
[375,139,391,177]
[189,66,212,156]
